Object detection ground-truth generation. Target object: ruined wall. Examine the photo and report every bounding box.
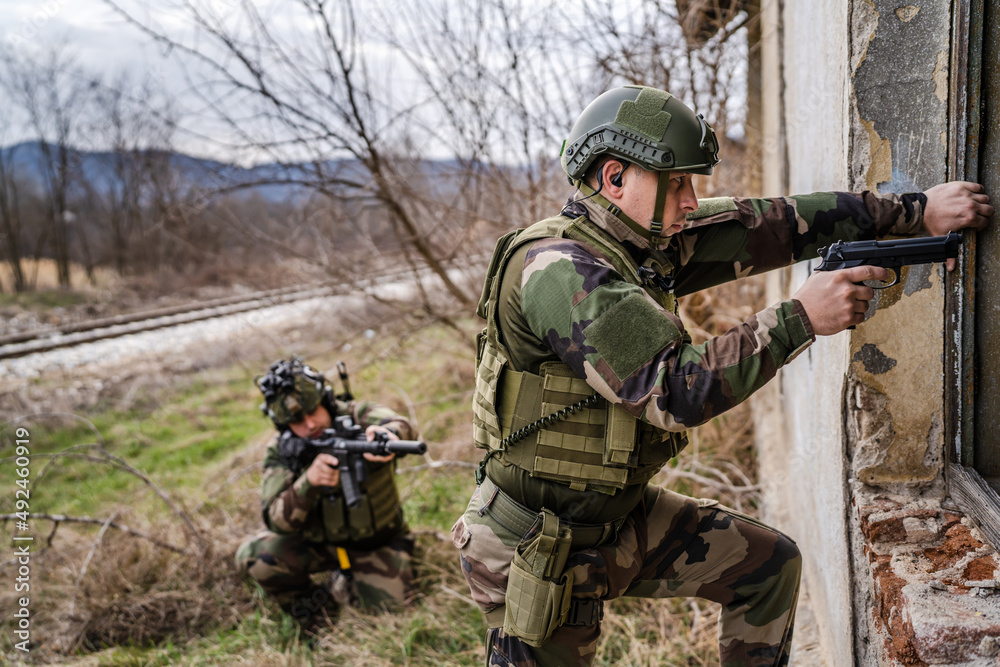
[756,0,1000,664]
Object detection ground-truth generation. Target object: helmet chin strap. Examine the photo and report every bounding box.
[572,178,661,246]
[649,170,671,246]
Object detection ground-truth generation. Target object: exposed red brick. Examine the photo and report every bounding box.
[859,508,939,545]
[858,498,903,522]
[871,554,929,666]
[924,522,984,571]
[962,556,996,582]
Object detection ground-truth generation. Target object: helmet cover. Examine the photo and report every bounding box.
[256,357,327,427]
[561,85,720,180]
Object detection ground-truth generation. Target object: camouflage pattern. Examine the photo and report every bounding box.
[264,372,326,426]
[505,191,925,433]
[453,483,801,666]
[238,398,418,618]
[236,529,415,611]
[261,398,415,540]
[457,187,926,664]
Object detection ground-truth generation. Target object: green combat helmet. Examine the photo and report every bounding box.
[560,85,720,242]
[256,357,330,429]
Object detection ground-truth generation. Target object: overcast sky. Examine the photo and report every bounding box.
[0,0,483,161]
[0,0,747,165]
[2,0,169,79]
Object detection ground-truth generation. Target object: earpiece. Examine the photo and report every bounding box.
[610,161,629,187]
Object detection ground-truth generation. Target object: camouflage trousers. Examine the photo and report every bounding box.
[451,481,801,667]
[235,529,415,615]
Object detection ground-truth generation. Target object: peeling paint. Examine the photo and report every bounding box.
[853,343,899,374]
[852,0,881,72]
[932,49,949,103]
[895,5,920,22]
[860,117,894,190]
[903,263,934,296]
[852,0,949,193]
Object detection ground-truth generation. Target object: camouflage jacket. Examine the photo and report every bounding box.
[260,399,416,546]
[485,190,925,515]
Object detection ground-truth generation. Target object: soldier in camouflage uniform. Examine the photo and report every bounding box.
[236,358,418,629]
[453,85,993,666]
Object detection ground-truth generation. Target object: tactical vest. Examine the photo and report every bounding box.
[473,214,688,495]
[315,462,403,544]
[277,433,404,545]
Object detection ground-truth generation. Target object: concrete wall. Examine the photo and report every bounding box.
[756,1,855,665]
[756,1,1000,664]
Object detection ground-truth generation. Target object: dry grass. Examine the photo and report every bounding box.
[0,277,767,666]
[0,259,118,293]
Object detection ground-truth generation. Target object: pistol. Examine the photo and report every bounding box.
[816,232,961,288]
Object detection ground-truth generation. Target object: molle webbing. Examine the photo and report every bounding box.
[500,363,641,493]
[322,461,402,542]
[363,462,403,533]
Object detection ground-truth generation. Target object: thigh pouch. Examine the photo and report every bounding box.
[479,477,611,644]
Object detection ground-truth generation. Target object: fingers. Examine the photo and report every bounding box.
[924,181,995,235]
[955,180,984,193]
[842,265,893,285]
[365,425,398,441]
[795,270,874,335]
[314,453,339,466]
[363,452,396,463]
[306,453,341,487]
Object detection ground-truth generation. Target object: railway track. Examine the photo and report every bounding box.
[0,254,489,364]
[0,282,339,361]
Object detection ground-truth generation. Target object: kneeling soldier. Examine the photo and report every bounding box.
[236,357,418,630]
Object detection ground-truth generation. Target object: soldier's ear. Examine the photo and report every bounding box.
[609,161,629,188]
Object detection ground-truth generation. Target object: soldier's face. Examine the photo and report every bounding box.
[288,404,333,440]
[621,167,698,236]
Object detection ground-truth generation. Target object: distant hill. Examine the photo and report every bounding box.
[0,141,357,204]
[0,142,482,205]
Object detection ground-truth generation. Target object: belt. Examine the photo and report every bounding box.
[478,476,624,549]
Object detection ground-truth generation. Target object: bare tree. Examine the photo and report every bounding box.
[0,128,28,293]
[0,47,99,288]
[371,0,581,236]
[559,0,756,194]
[103,0,477,314]
[94,0,756,307]
[87,72,178,275]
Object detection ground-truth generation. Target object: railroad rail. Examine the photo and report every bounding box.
[0,254,489,363]
[0,282,339,361]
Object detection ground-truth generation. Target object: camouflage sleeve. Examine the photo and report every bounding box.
[673,191,927,296]
[260,442,321,534]
[348,400,417,440]
[520,239,814,432]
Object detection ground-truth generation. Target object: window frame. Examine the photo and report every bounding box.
[946,0,1000,547]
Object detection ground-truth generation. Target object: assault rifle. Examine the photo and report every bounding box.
[816,231,961,288]
[310,415,426,508]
